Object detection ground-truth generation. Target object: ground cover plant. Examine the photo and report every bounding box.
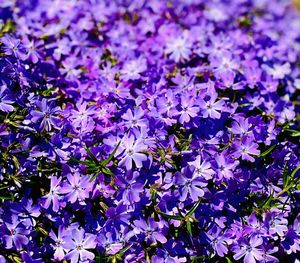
[0,0,300,262]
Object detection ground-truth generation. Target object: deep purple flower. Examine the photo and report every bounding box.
[105,204,131,230]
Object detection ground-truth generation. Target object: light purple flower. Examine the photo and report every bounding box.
[177,95,199,124]
[63,229,96,263]
[200,92,224,119]
[42,176,62,212]
[49,225,70,261]
[175,166,207,202]
[2,215,30,250]
[60,173,92,204]
[233,137,260,162]
[120,57,147,81]
[233,236,264,263]
[188,155,214,180]
[119,134,148,170]
[165,31,192,62]
[0,85,14,112]
[133,218,167,244]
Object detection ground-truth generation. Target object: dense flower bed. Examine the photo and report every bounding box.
[0,0,300,262]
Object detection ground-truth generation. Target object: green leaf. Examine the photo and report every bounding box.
[187,198,201,216]
[84,145,99,164]
[259,191,274,209]
[0,196,13,200]
[285,129,300,137]
[157,211,184,221]
[291,165,300,179]
[101,167,114,176]
[118,244,133,255]
[282,162,289,188]
[0,20,15,36]
[226,257,233,263]
[186,221,192,236]
[259,144,276,157]
[69,157,96,167]
[101,141,121,167]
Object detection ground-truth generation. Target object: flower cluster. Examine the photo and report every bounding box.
[0,0,300,262]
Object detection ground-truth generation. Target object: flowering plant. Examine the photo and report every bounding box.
[0,0,300,262]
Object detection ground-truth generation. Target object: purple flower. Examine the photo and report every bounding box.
[281,229,300,255]
[63,229,96,263]
[30,98,61,131]
[165,31,192,62]
[214,152,239,181]
[60,173,92,204]
[22,36,44,64]
[120,57,147,81]
[2,215,30,250]
[231,117,251,136]
[0,85,14,112]
[262,63,291,80]
[175,166,207,202]
[188,155,214,180]
[16,198,40,227]
[200,91,225,119]
[156,90,178,118]
[122,107,148,129]
[119,134,148,170]
[60,56,82,81]
[42,176,62,212]
[115,171,144,205]
[264,212,288,237]
[244,213,266,236]
[206,225,231,257]
[233,137,260,162]
[69,100,96,128]
[49,225,69,261]
[105,204,131,230]
[1,35,26,59]
[233,236,264,263]
[177,95,199,124]
[97,232,123,255]
[261,245,279,263]
[133,218,167,244]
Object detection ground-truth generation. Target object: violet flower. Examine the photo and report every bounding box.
[63,229,96,263]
